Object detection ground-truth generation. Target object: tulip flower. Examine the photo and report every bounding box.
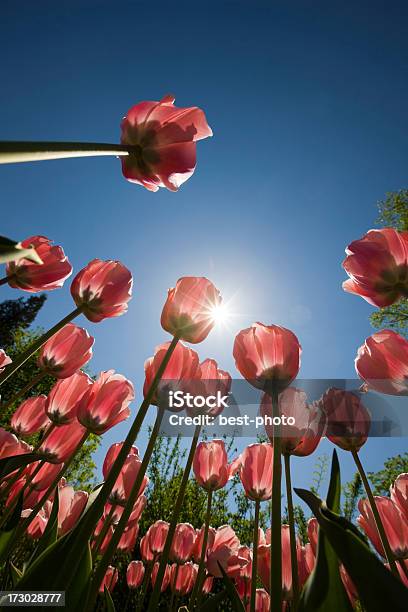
[103,442,139,477]
[0,350,11,373]
[205,525,242,577]
[118,522,139,552]
[120,95,212,191]
[307,517,318,555]
[5,235,72,293]
[357,497,408,560]
[146,520,170,558]
[355,329,408,395]
[202,575,213,595]
[193,440,232,491]
[58,485,88,536]
[161,276,222,343]
[140,534,155,564]
[192,525,216,563]
[77,370,133,434]
[46,372,92,425]
[38,420,87,463]
[151,562,171,592]
[71,259,133,323]
[391,473,408,521]
[321,388,371,452]
[170,562,197,595]
[38,323,94,379]
[342,228,408,307]
[238,443,273,502]
[170,522,196,564]
[246,589,270,612]
[189,358,232,417]
[143,341,200,407]
[0,427,31,460]
[10,395,50,436]
[109,454,148,505]
[99,566,118,593]
[340,565,358,607]
[127,560,145,589]
[22,501,52,539]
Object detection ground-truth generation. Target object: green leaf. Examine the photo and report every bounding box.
[0,236,42,265]
[0,453,43,479]
[0,492,24,565]
[9,562,23,586]
[217,562,245,612]
[27,488,59,567]
[299,449,353,612]
[104,587,116,612]
[295,487,408,612]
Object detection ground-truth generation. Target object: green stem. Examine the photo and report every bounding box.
[284,454,299,609]
[270,390,282,611]
[0,141,135,164]
[0,277,9,286]
[191,488,213,609]
[250,499,261,612]
[0,306,83,387]
[92,504,116,559]
[147,424,201,612]
[2,371,46,412]
[351,450,398,577]
[169,563,180,611]
[135,561,152,612]
[87,408,165,610]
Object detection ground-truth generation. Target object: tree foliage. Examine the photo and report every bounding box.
[368,453,408,496]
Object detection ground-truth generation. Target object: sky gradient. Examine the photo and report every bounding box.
[1,0,407,495]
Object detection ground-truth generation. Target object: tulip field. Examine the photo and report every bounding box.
[0,96,407,612]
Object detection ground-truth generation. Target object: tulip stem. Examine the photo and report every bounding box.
[1,371,46,412]
[191,488,213,609]
[135,561,152,612]
[169,564,180,611]
[0,306,83,387]
[87,407,166,610]
[270,389,282,611]
[284,453,299,610]
[351,450,398,577]
[250,499,261,612]
[147,424,201,612]
[0,276,9,286]
[92,503,116,559]
[0,141,135,164]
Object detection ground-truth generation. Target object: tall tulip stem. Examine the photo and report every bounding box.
[270,389,282,611]
[147,424,201,612]
[169,564,180,611]
[0,306,83,387]
[351,449,398,577]
[92,503,116,559]
[0,141,135,164]
[190,488,213,609]
[250,499,261,612]
[0,276,9,286]
[284,453,299,609]
[87,408,166,609]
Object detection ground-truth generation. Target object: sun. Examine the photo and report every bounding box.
[209,302,232,327]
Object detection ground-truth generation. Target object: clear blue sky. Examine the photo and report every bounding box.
[1,1,407,497]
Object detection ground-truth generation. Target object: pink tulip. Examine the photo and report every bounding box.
[307,517,318,555]
[39,420,87,463]
[99,566,118,593]
[71,259,132,323]
[77,370,133,434]
[120,95,212,191]
[24,461,62,491]
[170,522,196,563]
[127,560,145,589]
[11,395,50,436]
[238,443,273,501]
[321,388,371,452]
[46,372,92,425]
[118,522,140,552]
[233,323,301,391]
[93,519,114,555]
[193,440,232,491]
[342,228,408,307]
[109,454,148,505]
[103,442,139,478]
[189,359,231,417]
[146,520,170,558]
[6,235,72,293]
[261,388,326,456]
[0,350,11,373]
[0,428,31,459]
[22,501,52,538]
[170,562,197,595]
[38,323,94,379]
[140,534,154,563]
[151,562,171,592]
[202,575,213,595]
[246,589,270,612]
[355,329,408,395]
[394,559,408,587]
[112,493,146,526]
[391,473,408,521]
[206,525,243,577]
[357,497,408,560]
[340,565,358,607]
[144,340,201,407]
[192,525,216,562]
[58,485,88,535]
[161,277,222,343]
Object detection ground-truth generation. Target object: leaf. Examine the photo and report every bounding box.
[0,236,42,265]
[0,453,43,479]
[27,488,59,567]
[10,562,23,586]
[104,587,116,612]
[198,588,228,611]
[0,492,24,565]
[295,487,408,612]
[299,450,353,612]
[217,562,245,612]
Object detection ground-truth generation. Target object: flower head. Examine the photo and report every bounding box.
[38,323,94,378]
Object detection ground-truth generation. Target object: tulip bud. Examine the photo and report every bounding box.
[11,395,50,436]
[127,560,145,589]
[170,523,196,564]
[46,372,92,425]
[193,440,231,491]
[239,443,273,501]
[38,323,94,378]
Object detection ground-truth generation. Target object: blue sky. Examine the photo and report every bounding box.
[1,1,407,498]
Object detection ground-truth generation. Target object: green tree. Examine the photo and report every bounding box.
[368,452,408,496]
[0,295,99,491]
[370,189,408,336]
